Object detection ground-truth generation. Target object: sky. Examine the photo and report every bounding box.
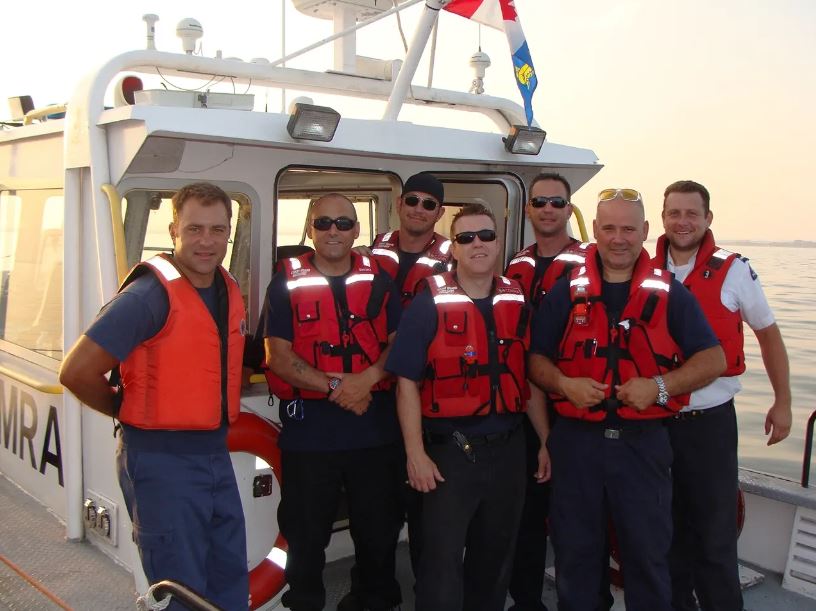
[1,0,814,241]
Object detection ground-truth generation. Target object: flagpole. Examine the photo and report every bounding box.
[383,0,450,121]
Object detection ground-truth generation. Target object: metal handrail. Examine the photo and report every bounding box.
[801,409,816,487]
[136,580,224,611]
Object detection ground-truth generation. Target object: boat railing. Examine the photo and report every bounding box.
[801,409,816,487]
[136,580,224,611]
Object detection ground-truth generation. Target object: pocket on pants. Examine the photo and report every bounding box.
[134,526,176,583]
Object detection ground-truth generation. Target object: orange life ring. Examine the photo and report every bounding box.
[227,412,288,610]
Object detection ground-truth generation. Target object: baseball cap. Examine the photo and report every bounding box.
[402,173,444,204]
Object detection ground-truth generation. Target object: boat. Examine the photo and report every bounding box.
[1,1,814,609]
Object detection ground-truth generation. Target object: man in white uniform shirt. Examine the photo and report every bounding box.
[653,180,792,611]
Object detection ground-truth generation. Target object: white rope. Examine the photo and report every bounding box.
[136,585,172,611]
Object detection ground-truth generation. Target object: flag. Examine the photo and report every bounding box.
[444,0,538,126]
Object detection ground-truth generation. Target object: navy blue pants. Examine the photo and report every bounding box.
[668,399,742,611]
[548,418,673,611]
[416,426,526,611]
[508,417,551,611]
[117,443,249,611]
[278,444,403,611]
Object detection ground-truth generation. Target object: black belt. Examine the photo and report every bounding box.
[562,417,663,439]
[670,398,734,422]
[423,428,516,447]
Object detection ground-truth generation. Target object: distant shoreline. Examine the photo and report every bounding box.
[716,240,815,248]
[645,239,816,248]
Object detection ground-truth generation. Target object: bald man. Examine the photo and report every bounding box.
[263,194,403,611]
[529,190,725,611]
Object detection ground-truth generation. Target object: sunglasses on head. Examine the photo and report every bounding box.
[598,188,642,203]
[403,195,440,211]
[312,216,356,232]
[453,229,497,245]
[529,196,569,209]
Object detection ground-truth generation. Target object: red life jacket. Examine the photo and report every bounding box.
[653,230,745,376]
[119,254,245,430]
[421,272,530,418]
[371,230,451,304]
[505,240,590,305]
[265,252,391,400]
[551,246,688,421]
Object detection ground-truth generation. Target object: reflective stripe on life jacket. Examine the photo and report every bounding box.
[505,240,590,306]
[551,246,688,421]
[371,230,451,304]
[119,254,245,430]
[421,272,530,417]
[654,229,745,376]
[264,252,391,400]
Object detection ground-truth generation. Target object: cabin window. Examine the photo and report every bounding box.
[121,191,252,312]
[274,167,400,269]
[0,190,64,360]
[275,197,374,253]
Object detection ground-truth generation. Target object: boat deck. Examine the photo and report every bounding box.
[2,472,815,610]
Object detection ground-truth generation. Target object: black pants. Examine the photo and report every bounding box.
[416,426,525,611]
[279,444,403,611]
[668,400,743,611]
[508,417,551,611]
[549,418,673,611]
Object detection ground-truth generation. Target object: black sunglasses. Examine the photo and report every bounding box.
[529,196,569,209]
[453,229,497,245]
[312,216,356,232]
[404,195,440,211]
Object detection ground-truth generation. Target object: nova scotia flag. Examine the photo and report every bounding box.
[444,0,538,126]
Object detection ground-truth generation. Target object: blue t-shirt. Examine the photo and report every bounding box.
[530,275,719,359]
[386,286,523,437]
[530,272,719,425]
[85,271,227,453]
[262,266,403,452]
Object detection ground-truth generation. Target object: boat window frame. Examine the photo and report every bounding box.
[0,187,66,368]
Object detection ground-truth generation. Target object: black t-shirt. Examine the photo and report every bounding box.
[386,286,523,437]
[262,266,402,451]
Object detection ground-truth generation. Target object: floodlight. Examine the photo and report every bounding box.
[286,103,341,142]
[503,125,547,155]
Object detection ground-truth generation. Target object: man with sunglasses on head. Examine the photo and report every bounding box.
[504,172,589,611]
[653,180,791,611]
[387,204,544,611]
[370,172,451,305]
[262,194,404,611]
[529,189,726,611]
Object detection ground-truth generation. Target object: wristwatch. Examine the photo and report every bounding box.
[653,375,669,407]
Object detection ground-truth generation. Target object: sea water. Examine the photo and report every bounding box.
[715,242,816,483]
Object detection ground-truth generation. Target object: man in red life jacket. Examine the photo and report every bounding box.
[654,180,792,611]
[529,190,726,611]
[60,183,249,610]
[369,172,451,305]
[504,172,587,611]
[263,194,403,611]
[387,204,548,611]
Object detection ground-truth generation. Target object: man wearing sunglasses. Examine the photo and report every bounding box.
[387,204,538,611]
[262,194,404,611]
[504,172,589,611]
[370,172,451,305]
[653,180,791,611]
[529,190,726,611]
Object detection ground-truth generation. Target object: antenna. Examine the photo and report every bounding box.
[143,14,159,50]
[176,18,203,55]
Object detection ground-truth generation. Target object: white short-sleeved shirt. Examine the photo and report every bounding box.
[667,251,775,410]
